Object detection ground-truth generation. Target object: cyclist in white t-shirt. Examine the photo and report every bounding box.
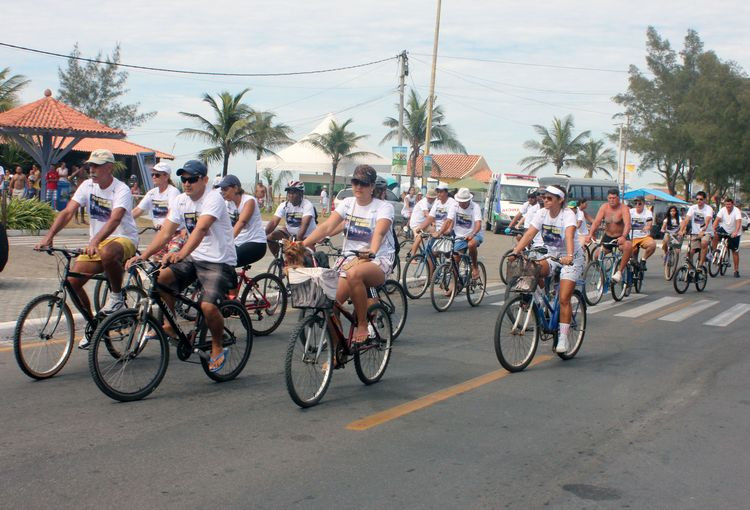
[127,160,238,373]
[408,188,437,257]
[219,174,267,267]
[416,185,457,272]
[132,162,184,259]
[453,188,484,278]
[508,190,540,233]
[678,191,714,270]
[712,197,743,277]
[302,165,394,345]
[628,196,656,270]
[265,180,317,257]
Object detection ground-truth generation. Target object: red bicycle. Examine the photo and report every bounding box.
[234,266,288,336]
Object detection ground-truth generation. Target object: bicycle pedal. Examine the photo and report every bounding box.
[194,348,211,361]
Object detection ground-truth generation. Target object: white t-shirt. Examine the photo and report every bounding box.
[167,188,236,265]
[137,185,181,228]
[72,178,139,245]
[575,209,589,236]
[685,204,714,235]
[320,189,328,205]
[337,197,395,261]
[530,208,581,257]
[57,167,69,182]
[274,198,317,238]
[409,197,433,229]
[226,194,266,246]
[454,201,482,238]
[429,197,457,231]
[629,207,653,239]
[716,206,742,235]
[212,176,222,188]
[520,201,540,229]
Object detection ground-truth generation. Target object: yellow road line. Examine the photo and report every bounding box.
[635,300,695,324]
[727,279,750,290]
[0,338,76,353]
[347,355,554,431]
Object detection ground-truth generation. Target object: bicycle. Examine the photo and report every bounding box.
[13,248,146,380]
[494,247,587,372]
[234,265,287,336]
[662,232,681,280]
[88,261,253,402]
[429,235,488,312]
[708,233,731,277]
[499,228,526,284]
[283,260,393,408]
[582,240,631,305]
[402,232,443,299]
[610,244,645,301]
[673,235,708,294]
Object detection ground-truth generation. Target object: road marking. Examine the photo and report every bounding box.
[485,287,506,297]
[347,355,554,431]
[488,300,506,307]
[614,297,683,318]
[587,293,648,315]
[703,303,750,327]
[727,279,750,290]
[659,299,720,322]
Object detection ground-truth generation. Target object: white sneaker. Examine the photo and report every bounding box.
[556,335,569,353]
[101,293,125,315]
[78,337,91,350]
[611,270,622,283]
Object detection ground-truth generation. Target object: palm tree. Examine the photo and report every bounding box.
[0,67,30,113]
[246,111,294,185]
[519,115,590,174]
[179,89,254,177]
[574,139,617,178]
[381,89,466,187]
[261,167,293,209]
[306,118,376,193]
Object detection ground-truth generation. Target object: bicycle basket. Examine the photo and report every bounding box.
[287,267,338,309]
[506,258,541,293]
[432,238,453,254]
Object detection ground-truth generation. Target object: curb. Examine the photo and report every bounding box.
[6,229,90,237]
[0,314,85,342]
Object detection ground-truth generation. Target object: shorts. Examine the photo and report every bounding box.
[235,241,267,267]
[632,236,654,249]
[547,252,585,282]
[77,237,137,263]
[454,233,484,252]
[45,189,57,202]
[601,234,620,249]
[690,233,710,252]
[336,255,392,277]
[12,189,24,199]
[717,228,740,251]
[166,258,238,306]
[152,232,187,261]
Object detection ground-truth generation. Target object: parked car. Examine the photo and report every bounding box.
[742,211,749,231]
[332,187,406,225]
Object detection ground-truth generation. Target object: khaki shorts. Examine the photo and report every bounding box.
[632,236,654,249]
[77,237,137,263]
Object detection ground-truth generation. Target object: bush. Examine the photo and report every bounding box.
[5,198,55,231]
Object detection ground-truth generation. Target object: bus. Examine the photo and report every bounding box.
[537,176,618,217]
[484,173,539,233]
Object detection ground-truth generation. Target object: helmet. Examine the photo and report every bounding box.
[374,176,388,189]
[527,188,538,198]
[285,180,304,192]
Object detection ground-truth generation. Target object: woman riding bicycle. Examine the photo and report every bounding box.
[302,165,395,344]
[509,185,583,354]
[132,162,184,259]
[660,205,681,257]
[218,174,267,267]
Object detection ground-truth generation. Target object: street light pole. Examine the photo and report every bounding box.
[422,0,442,188]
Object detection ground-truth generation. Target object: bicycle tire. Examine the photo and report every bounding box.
[175,281,201,321]
[377,279,408,340]
[720,249,729,276]
[499,248,514,284]
[695,265,708,292]
[673,266,689,294]
[267,258,283,280]
[354,303,392,385]
[708,252,721,277]
[402,254,430,299]
[610,260,627,301]
[430,262,457,312]
[93,279,107,313]
[389,256,402,282]
[285,313,333,408]
[557,290,587,360]
[13,294,75,380]
[240,272,287,336]
[467,261,487,306]
[582,261,604,306]
[201,300,253,382]
[634,268,644,294]
[494,295,539,372]
[88,309,169,402]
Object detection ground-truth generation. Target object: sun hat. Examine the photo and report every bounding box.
[86,149,115,165]
[218,174,242,189]
[152,162,172,175]
[176,160,208,177]
[545,185,565,199]
[454,187,473,203]
[426,189,438,198]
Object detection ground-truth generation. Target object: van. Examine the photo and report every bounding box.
[537,176,618,218]
[484,173,539,233]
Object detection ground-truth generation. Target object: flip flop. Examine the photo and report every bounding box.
[209,348,229,373]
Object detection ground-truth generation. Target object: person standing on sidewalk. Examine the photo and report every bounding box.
[10,166,27,199]
[45,165,59,209]
[320,185,329,215]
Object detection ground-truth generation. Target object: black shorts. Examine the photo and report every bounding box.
[601,234,620,250]
[166,258,237,306]
[717,228,740,251]
[235,241,267,267]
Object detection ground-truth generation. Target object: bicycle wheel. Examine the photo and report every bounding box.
[430,262,457,312]
[720,250,729,276]
[582,261,604,306]
[175,281,201,321]
[377,280,408,340]
[201,300,253,382]
[89,309,169,402]
[285,313,333,408]
[494,295,539,372]
[93,279,107,313]
[388,256,401,282]
[467,261,487,306]
[610,268,627,302]
[708,251,721,277]
[240,273,287,336]
[354,303,392,385]
[695,265,708,292]
[673,266,690,294]
[267,258,283,280]
[402,254,430,299]
[557,290,586,360]
[664,251,675,280]
[13,294,75,379]
[94,274,144,312]
[634,268,644,293]
[499,249,514,284]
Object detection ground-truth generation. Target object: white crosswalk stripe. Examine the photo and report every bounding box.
[703,303,750,327]
[659,299,720,322]
[587,294,649,315]
[614,296,683,318]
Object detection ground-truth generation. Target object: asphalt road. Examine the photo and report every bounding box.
[1,232,750,509]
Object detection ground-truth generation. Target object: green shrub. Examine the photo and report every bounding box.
[5,198,55,231]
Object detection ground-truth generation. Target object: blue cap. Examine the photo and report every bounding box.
[176,160,208,177]
[218,174,241,189]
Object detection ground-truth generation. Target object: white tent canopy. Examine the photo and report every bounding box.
[256,113,390,181]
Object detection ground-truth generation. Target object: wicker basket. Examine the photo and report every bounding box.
[506,257,542,293]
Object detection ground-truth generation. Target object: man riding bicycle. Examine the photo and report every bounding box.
[35,149,139,348]
[415,184,456,271]
[453,187,483,279]
[126,160,237,373]
[678,191,714,271]
[265,180,317,258]
[712,196,742,278]
[628,196,655,270]
[585,188,632,283]
[408,188,436,258]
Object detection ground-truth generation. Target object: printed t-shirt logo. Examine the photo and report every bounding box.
[229,209,239,226]
[345,213,373,243]
[286,211,302,228]
[541,224,563,249]
[694,212,705,226]
[184,212,198,233]
[456,210,472,229]
[434,206,447,221]
[89,194,113,222]
[152,200,169,218]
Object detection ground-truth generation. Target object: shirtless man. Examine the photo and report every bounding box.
[584,188,632,283]
[10,166,27,199]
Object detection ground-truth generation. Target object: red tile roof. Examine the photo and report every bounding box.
[59,137,174,160]
[407,154,490,180]
[0,90,124,137]
[472,168,493,183]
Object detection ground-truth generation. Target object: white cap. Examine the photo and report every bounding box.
[152,162,172,175]
[545,185,565,199]
[86,149,115,165]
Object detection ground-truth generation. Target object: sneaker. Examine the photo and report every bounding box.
[101,293,125,315]
[556,335,569,353]
[78,337,91,350]
[735,271,740,278]
[640,260,647,271]
[612,270,622,283]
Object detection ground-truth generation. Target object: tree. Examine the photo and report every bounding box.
[246,111,294,184]
[573,139,617,178]
[179,89,255,177]
[381,88,466,187]
[57,43,155,129]
[0,67,30,112]
[519,115,590,174]
[261,167,292,209]
[0,142,31,169]
[307,118,376,194]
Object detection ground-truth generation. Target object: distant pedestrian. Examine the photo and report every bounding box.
[320,185,329,214]
[10,166,27,199]
[129,175,141,197]
[212,173,222,188]
[255,182,267,211]
[45,164,59,209]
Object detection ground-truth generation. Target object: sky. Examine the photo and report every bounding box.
[2,1,748,189]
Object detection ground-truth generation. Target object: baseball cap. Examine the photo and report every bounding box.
[435,184,449,191]
[152,162,172,175]
[633,195,645,202]
[176,160,208,177]
[218,174,241,189]
[567,200,578,207]
[86,149,115,165]
[426,189,438,198]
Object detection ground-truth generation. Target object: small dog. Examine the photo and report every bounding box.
[282,239,308,273]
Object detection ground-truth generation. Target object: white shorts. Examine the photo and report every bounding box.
[547,252,585,282]
[336,255,392,277]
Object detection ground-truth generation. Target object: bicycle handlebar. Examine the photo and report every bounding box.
[34,246,84,257]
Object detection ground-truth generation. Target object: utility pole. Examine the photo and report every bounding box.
[422,0,442,188]
[616,122,624,193]
[621,114,630,193]
[397,51,409,188]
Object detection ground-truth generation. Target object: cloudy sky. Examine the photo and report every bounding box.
[2,1,748,187]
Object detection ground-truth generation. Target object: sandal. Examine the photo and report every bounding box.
[209,348,229,373]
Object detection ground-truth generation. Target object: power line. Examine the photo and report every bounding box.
[411,52,628,74]
[0,41,398,77]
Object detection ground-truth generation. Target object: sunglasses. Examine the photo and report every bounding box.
[542,195,555,201]
[696,197,705,201]
[180,175,201,184]
[634,201,643,205]
[151,173,165,178]
[351,178,372,187]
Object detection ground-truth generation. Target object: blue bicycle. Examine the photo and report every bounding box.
[494,247,587,372]
[402,232,446,299]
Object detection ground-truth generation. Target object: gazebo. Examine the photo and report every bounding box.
[0,89,125,185]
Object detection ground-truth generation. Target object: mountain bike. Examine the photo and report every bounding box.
[662,233,681,281]
[708,233,731,277]
[429,235,487,312]
[494,247,587,372]
[235,265,287,336]
[402,232,443,299]
[673,235,708,294]
[610,246,645,302]
[581,239,619,306]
